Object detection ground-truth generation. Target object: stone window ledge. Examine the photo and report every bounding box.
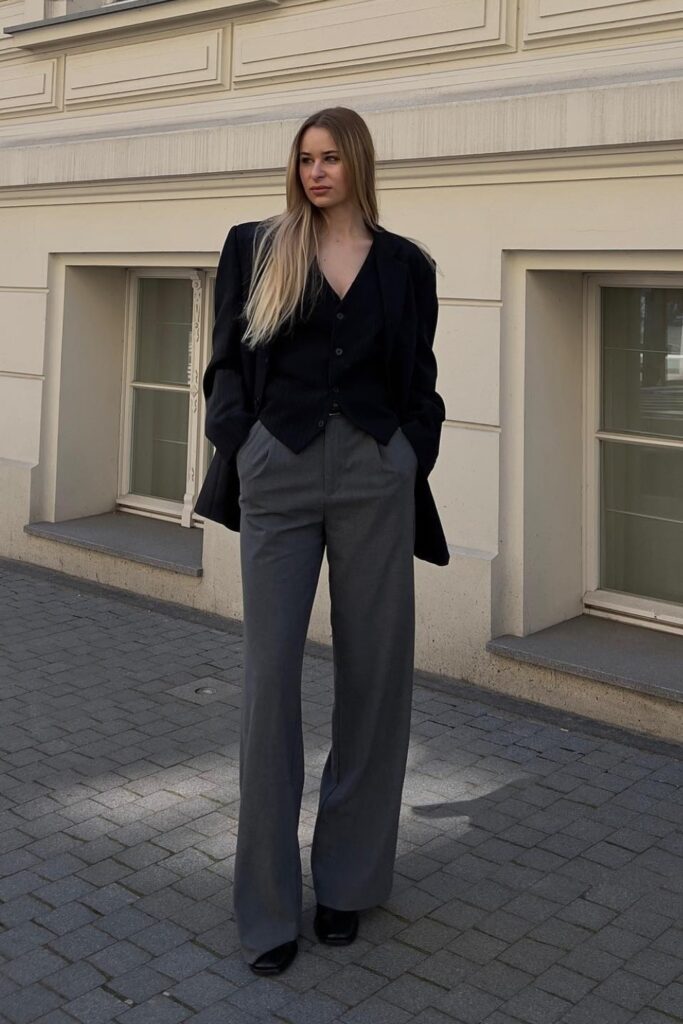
[24,510,202,577]
[487,614,683,705]
[5,0,276,49]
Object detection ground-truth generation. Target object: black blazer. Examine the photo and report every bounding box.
[194,220,450,566]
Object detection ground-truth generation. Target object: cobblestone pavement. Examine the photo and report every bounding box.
[0,558,682,1024]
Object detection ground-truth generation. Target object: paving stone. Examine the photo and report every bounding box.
[590,924,651,959]
[2,561,682,1024]
[498,937,565,975]
[88,939,151,977]
[339,995,413,1023]
[131,922,191,955]
[0,894,48,928]
[500,985,572,1023]
[559,992,637,1024]
[112,993,191,1023]
[97,906,157,940]
[434,980,502,1021]
[0,921,55,957]
[62,987,129,1023]
[445,930,506,968]
[393,917,460,953]
[150,941,217,980]
[356,939,429,979]
[467,959,534,999]
[315,963,388,1005]
[623,946,682,986]
[526,918,593,951]
[166,970,236,1010]
[557,943,624,981]
[650,981,683,1018]
[4,947,70,986]
[42,961,108,999]
[534,963,596,1001]
[1,982,63,1024]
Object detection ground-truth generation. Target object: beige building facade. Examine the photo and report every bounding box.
[1,0,682,739]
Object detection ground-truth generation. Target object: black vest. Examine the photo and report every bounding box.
[258,239,400,452]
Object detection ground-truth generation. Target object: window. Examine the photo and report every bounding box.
[585,276,683,629]
[119,268,215,527]
[43,0,132,16]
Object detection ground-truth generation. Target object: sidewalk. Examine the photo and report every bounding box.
[0,557,681,1024]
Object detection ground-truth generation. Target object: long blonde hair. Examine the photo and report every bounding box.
[242,106,433,349]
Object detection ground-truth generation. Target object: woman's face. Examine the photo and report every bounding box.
[298,126,350,209]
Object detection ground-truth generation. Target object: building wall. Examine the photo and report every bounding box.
[1,0,682,715]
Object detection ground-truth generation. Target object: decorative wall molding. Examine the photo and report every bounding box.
[0,57,56,113]
[524,0,683,47]
[64,29,223,105]
[2,73,683,188]
[233,0,514,85]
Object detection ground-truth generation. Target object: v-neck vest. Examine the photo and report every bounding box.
[258,240,400,454]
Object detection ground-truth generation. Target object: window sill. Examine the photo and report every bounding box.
[5,0,279,50]
[487,613,683,705]
[24,510,202,577]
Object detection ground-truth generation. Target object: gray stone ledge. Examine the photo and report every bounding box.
[6,0,171,33]
[24,510,203,576]
[487,613,683,706]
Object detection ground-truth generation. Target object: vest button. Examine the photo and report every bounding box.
[335,348,343,355]
[317,419,324,427]
[336,312,344,320]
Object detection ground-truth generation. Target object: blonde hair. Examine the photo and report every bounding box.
[242,106,434,349]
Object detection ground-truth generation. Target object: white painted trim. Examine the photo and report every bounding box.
[117,494,183,520]
[583,273,601,598]
[585,590,683,634]
[583,271,683,631]
[118,266,202,524]
[182,271,202,527]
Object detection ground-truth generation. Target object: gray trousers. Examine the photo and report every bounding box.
[233,411,417,964]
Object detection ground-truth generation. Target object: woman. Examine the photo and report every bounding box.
[195,106,449,975]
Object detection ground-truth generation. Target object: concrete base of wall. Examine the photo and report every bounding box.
[468,651,682,746]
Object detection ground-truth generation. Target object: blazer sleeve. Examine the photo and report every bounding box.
[400,252,446,478]
[202,223,256,460]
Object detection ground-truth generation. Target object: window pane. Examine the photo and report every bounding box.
[601,287,683,440]
[600,440,683,606]
[135,278,193,386]
[130,389,189,502]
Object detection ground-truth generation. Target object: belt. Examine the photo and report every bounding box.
[328,410,342,416]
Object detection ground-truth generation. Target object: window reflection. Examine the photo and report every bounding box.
[602,287,683,440]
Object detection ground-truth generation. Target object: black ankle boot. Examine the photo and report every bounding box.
[314,903,359,945]
[250,939,298,975]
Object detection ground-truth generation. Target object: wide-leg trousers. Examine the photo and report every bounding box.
[233,411,417,964]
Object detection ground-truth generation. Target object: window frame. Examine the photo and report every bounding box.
[583,271,683,634]
[118,266,215,528]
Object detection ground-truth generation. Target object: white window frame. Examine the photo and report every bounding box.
[118,266,215,528]
[583,271,683,635]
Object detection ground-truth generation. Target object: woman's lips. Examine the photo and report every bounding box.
[311,187,330,193]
